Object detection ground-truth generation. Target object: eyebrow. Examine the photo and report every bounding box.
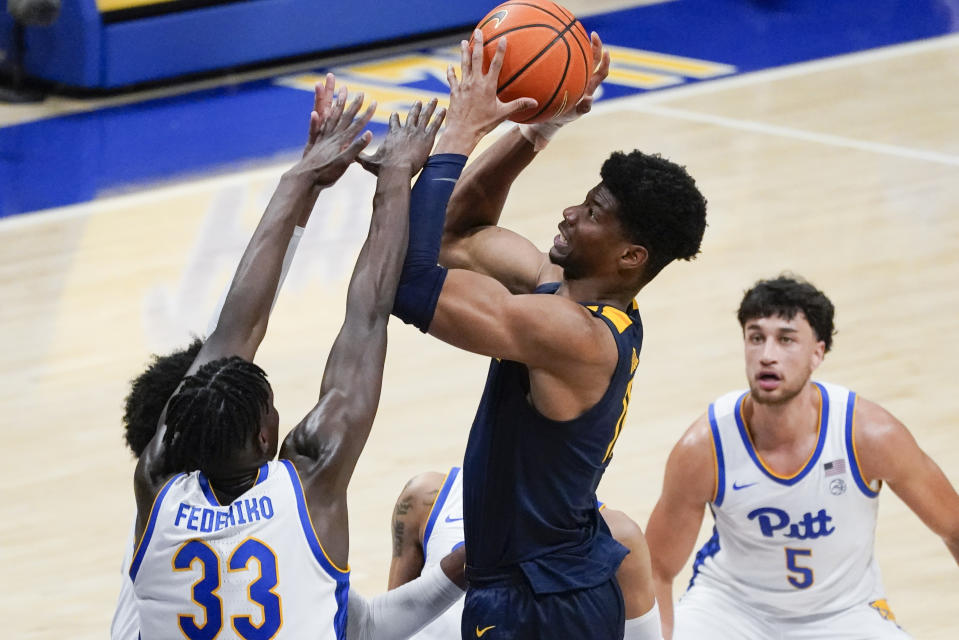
[745,324,799,333]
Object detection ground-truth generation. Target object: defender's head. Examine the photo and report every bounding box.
[549,150,707,288]
[737,275,835,405]
[123,338,204,458]
[162,356,279,476]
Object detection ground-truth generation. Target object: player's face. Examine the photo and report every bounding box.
[743,313,825,405]
[549,183,627,279]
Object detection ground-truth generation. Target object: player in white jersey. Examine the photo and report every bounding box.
[646,275,959,639]
[131,79,450,640]
[115,339,467,640]
[388,467,664,640]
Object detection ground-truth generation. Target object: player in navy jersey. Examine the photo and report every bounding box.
[130,79,451,640]
[388,468,662,640]
[646,275,959,639]
[388,31,707,639]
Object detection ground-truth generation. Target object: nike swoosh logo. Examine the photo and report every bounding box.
[445,515,464,523]
[732,481,758,490]
[476,625,496,637]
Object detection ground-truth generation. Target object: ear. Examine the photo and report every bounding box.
[619,243,648,271]
[257,426,271,454]
[810,340,826,371]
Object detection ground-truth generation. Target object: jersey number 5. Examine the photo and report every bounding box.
[173,537,282,640]
[784,548,814,589]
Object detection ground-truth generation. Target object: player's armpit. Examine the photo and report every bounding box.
[439,224,555,294]
[854,398,959,564]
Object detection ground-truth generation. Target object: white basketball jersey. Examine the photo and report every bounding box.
[131,460,350,640]
[413,467,465,640]
[688,381,886,617]
[110,520,139,640]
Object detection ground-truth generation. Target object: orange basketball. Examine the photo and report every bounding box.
[471,0,593,124]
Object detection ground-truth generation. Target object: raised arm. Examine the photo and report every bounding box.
[390,31,615,405]
[134,80,375,516]
[387,471,445,589]
[646,415,716,640]
[279,102,446,568]
[854,397,959,565]
[439,31,611,293]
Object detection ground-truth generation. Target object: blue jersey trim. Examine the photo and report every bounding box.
[708,403,726,507]
[197,472,220,507]
[734,382,830,486]
[422,466,460,549]
[280,459,351,579]
[129,473,183,580]
[254,461,269,485]
[687,521,721,591]
[844,392,880,498]
[333,578,350,640]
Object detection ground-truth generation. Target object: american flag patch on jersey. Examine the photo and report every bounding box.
[824,459,847,476]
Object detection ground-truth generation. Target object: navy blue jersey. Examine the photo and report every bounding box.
[462,283,642,594]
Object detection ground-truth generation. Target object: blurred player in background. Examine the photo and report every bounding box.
[126,78,459,640]
[388,466,662,640]
[387,29,707,639]
[646,275,959,639]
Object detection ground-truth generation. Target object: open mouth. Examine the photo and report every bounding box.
[757,372,781,390]
[554,224,569,249]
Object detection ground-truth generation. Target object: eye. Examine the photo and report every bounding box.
[748,334,763,344]
[589,207,597,219]
[779,336,793,344]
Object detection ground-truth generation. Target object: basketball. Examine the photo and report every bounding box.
[471,0,593,124]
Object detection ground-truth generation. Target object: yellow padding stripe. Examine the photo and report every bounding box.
[586,305,632,334]
[97,0,179,12]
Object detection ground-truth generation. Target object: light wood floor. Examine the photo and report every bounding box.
[1,14,957,640]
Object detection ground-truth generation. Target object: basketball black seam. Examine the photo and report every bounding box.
[521,37,572,122]
[490,17,578,91]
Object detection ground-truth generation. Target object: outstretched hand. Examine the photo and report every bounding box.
[562,31,610,123]
[294,73,376,188]
[434,29,538,155]
[358,99,447,177]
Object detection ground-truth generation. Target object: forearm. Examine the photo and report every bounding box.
[392,154,468,331]
[215,171,316,339]
[346,563,464,640]
[347,163,412,320]
[652,574,675,640]
[443,126,536,239]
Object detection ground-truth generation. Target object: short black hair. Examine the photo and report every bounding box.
[122,338,203,458]
[737,275,836,352]
[162,356,271,474]
[600,150,707,281]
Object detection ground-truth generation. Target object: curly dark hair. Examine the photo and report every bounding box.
[162,356,271,474]
[122,338,204,458]
[600,150,708,282]
[737,275,836,352]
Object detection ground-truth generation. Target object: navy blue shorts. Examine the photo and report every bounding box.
[461,576,625,640]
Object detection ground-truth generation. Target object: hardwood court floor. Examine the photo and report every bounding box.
[1,12,957,640]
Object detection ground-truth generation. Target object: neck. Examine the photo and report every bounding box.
[206,463,263,504]
[556,276,638,311]
[745,382,821,450]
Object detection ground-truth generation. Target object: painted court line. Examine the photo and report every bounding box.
[627,32,959,106]
[622,103,959,166]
